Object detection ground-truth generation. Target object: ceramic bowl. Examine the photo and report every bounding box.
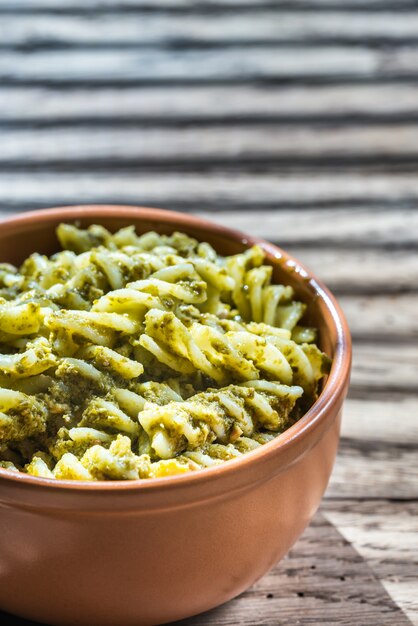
[0,206,351,626]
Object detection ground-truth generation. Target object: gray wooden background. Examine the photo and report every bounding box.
[0,1,417,625]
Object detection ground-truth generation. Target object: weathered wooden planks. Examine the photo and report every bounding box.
[329,438,418,500]
[284,248,418,294]
[341,396,418,443]
[0,47,383,84]
[2,172,418,210]
[3,84,418,123]
[323,500,418,625]
[350,343,418,391]
[328,396,418,500]
[1,0,417,10]
[198,208,418,246]
[338,294,418,339]
[5,124,418,163]
[327,396,418,501]
[4,11,418,47]
[0,42,416,85]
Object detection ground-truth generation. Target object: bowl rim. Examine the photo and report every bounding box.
[0,205,352,494]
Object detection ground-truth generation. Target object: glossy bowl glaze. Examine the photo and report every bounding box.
[0,206,351,626]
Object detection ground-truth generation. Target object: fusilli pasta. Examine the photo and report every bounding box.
[0,224,330,480]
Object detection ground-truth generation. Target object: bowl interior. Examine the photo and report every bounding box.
[0,206,336,359]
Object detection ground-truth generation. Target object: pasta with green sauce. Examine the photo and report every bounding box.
[0,224,331,481]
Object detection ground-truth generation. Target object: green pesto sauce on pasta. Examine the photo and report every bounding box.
[0,224,331,481]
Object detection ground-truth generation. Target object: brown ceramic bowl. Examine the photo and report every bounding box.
[0,206,351,626]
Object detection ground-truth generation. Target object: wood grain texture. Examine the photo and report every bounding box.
[325,387,418,503]
[284,248,418,294]
[323,294,418,339]
[4,84,418,123]
[328,395,418,500]
[4,11,418,47]
[350,342,418,391]
[2,0,418,10]
[0,47,385,84]
[341,396,418,444]
[5,124,418,163]
[2,172,418,210]
[324,501,418,625]
[198,208,418,246]
[328,437,418,500]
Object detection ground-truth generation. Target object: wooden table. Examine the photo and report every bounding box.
[0,1,417,624]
